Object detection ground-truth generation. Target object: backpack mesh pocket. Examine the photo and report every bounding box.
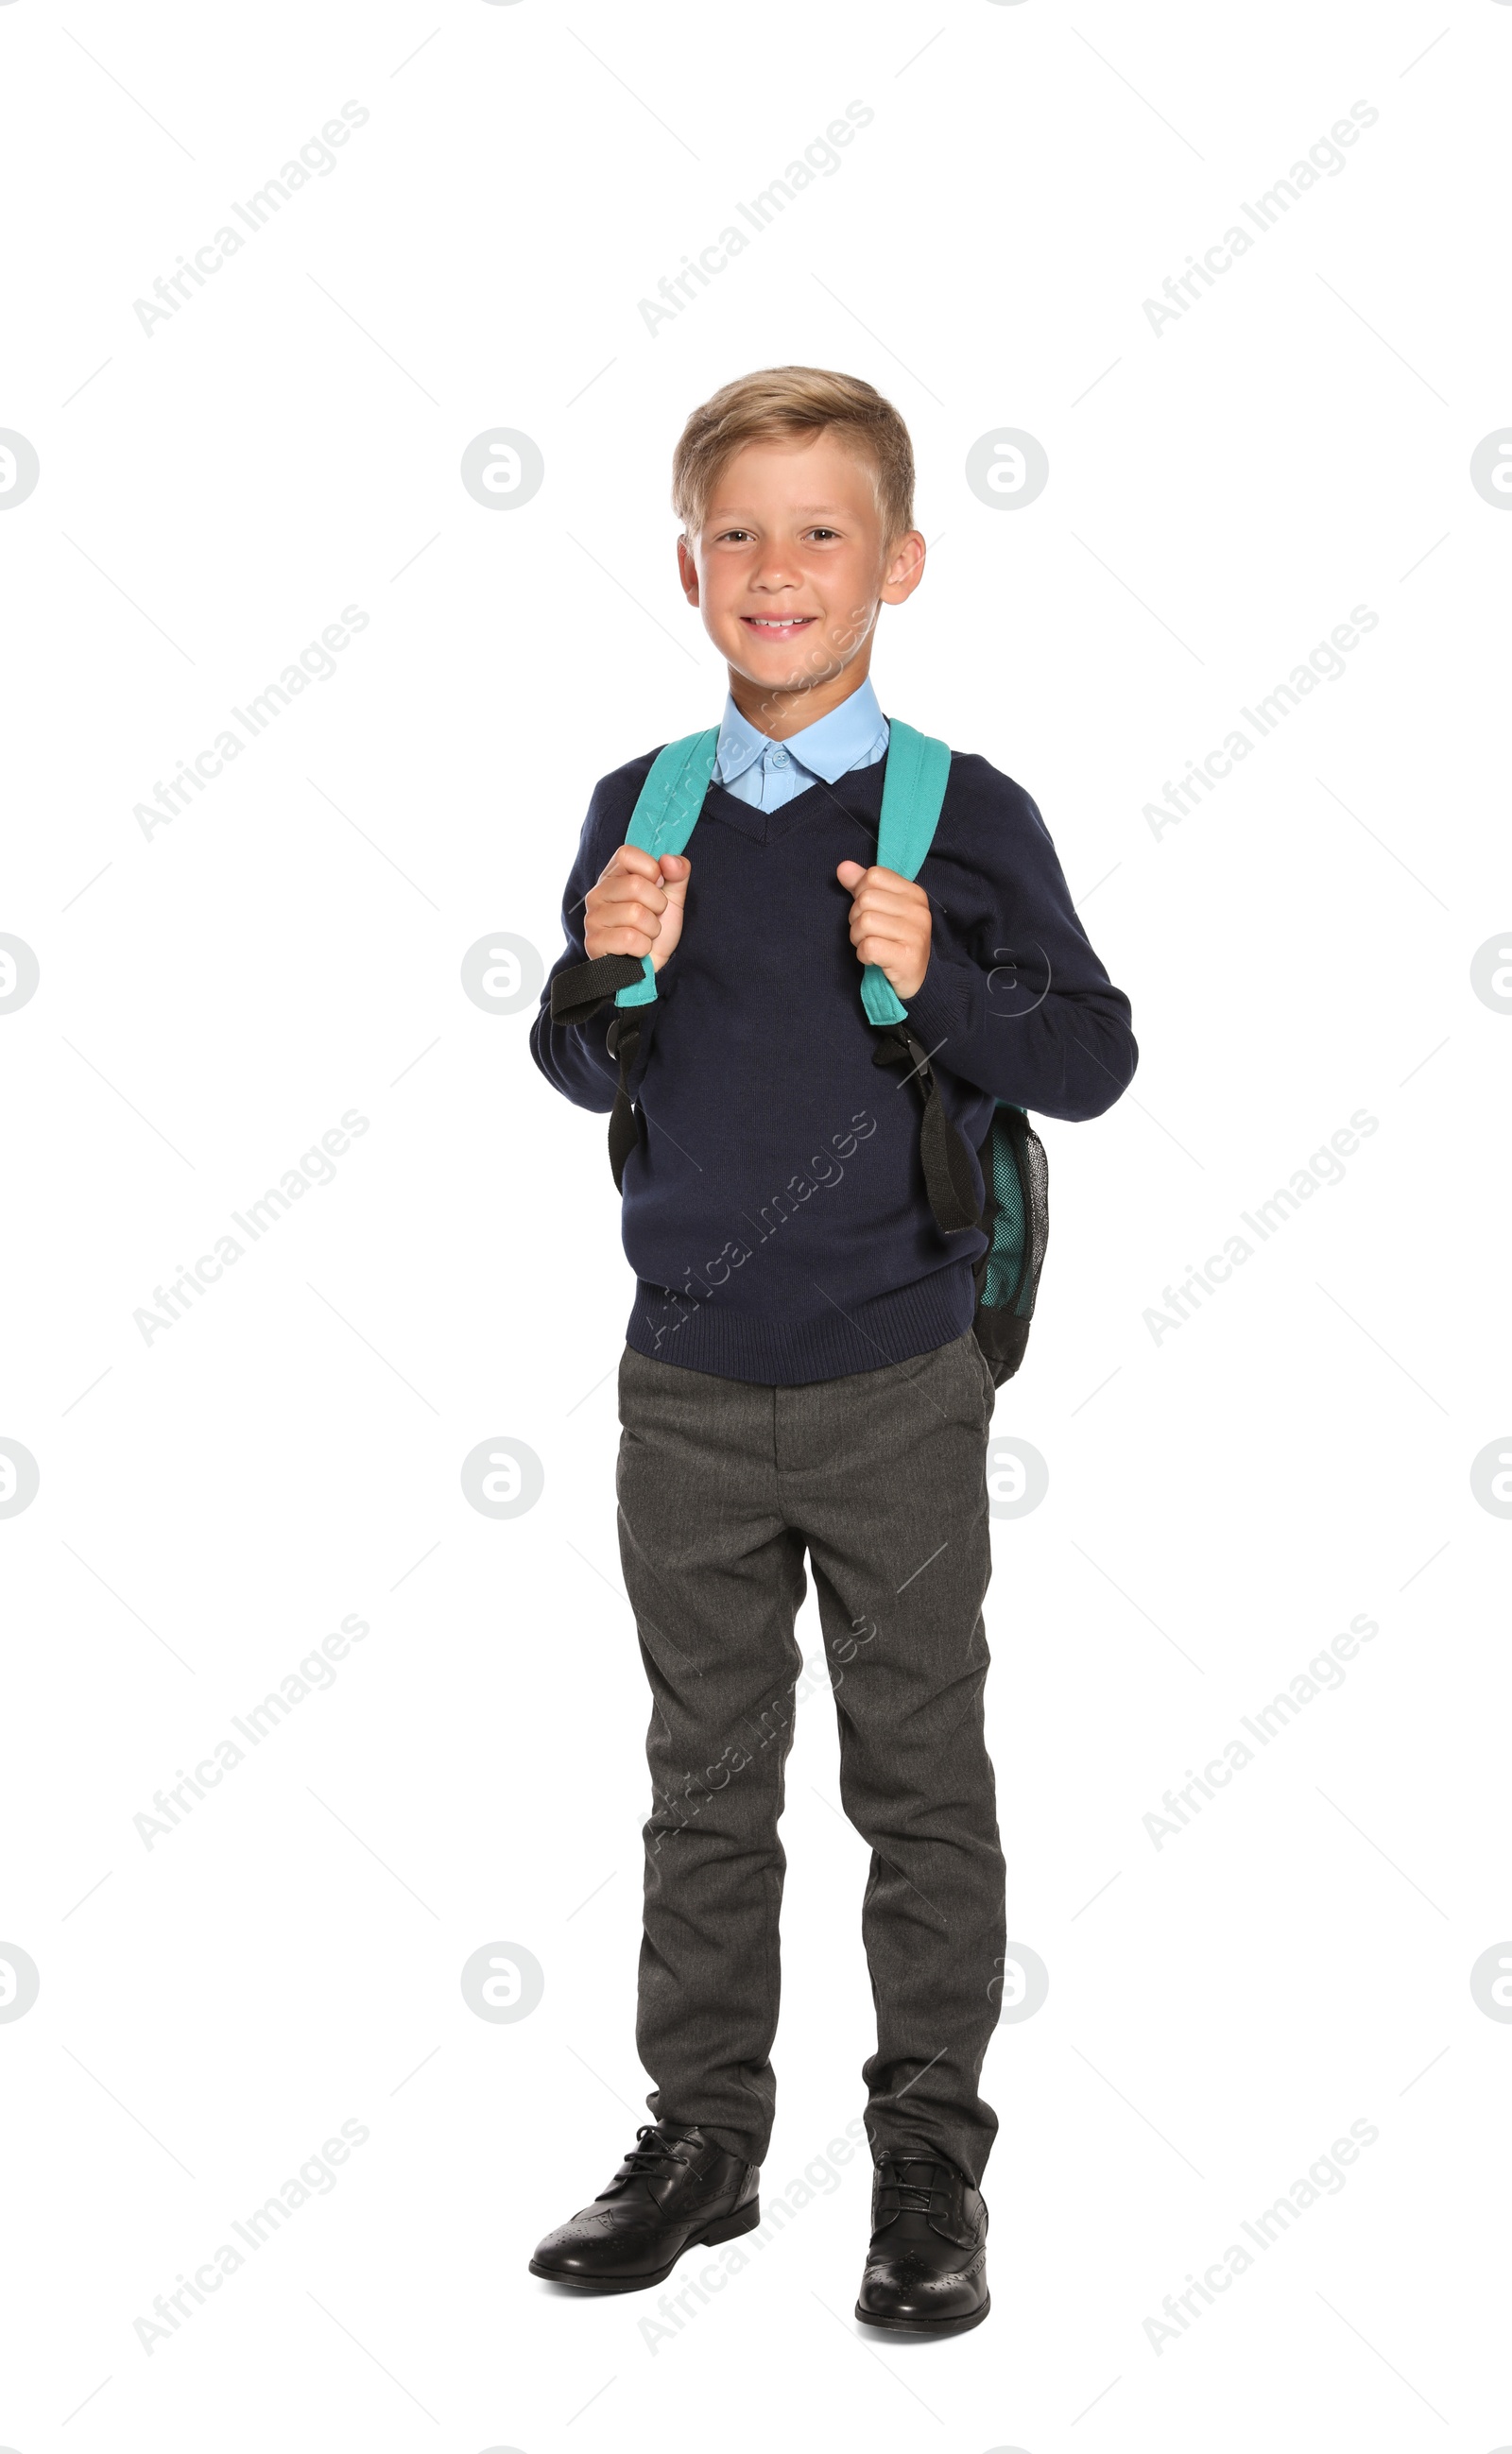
[972,1105,1049,1384]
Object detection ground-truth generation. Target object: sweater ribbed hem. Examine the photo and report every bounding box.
[625,1263,978,1386]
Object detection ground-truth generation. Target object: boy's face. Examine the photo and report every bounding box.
[677,431,924,722]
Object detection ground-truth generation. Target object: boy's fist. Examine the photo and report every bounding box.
[835,861,932,1001]
[584,844,691,972]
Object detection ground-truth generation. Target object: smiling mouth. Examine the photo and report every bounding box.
[740,615,817,632]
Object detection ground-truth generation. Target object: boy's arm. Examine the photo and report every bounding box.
[903,774,1137,1124]
[528,780,632,1116]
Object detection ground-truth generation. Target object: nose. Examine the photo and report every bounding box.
[749,548,799,593]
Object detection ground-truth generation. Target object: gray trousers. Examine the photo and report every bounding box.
[615,1328,1006,2186]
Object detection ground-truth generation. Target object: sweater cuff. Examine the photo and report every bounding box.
[902,951,973,1057]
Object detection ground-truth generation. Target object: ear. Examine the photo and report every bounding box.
[676,534,700,608]
[879,530,926,609]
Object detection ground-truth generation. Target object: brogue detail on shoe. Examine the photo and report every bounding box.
[855,2154,989,2334]
[529,2123,761,2294]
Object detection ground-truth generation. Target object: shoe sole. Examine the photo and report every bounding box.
[854,2290,990,2336]
[528,2197,761,2295]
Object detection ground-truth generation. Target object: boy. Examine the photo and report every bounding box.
[527,368,1136,2333]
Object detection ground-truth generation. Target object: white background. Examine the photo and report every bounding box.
[3,0,1509,2445]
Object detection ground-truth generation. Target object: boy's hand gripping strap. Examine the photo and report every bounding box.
[861,721,954,1026]
[547,729,719,1185]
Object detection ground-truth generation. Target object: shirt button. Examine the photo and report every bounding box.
[770,748,788,766]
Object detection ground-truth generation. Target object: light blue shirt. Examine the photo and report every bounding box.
[713,676,889,812]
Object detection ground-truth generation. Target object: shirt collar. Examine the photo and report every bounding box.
[714,675,887,786]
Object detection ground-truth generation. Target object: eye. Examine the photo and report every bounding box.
[714,527,754,543]
[806,527,841,541]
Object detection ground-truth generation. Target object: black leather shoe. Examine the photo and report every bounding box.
[855,2154,990,2333]
[529,2122,761,2293]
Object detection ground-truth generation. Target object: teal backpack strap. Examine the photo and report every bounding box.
[862,720,981,1238]
[545,727,718,1192]
[615,728,720,1008]
[860,720,953,1025]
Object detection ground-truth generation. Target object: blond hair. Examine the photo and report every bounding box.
[671,365,915,543]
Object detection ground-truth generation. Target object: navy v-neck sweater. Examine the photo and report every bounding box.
[530,731,1137,1384]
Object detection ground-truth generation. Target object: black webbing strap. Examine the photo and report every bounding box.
[550,955,651,1187]
[605,1013,643,1190]
[549,953,646,1028]
[871,1026,982,1236]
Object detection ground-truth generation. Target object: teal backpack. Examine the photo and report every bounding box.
[550,722,1049,1382]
